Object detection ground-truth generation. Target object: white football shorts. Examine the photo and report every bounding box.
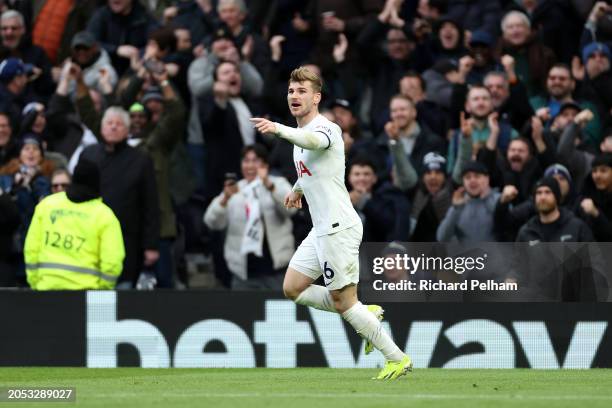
[289,223,363,290]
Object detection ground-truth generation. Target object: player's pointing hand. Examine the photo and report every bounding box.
[250,117,278,136]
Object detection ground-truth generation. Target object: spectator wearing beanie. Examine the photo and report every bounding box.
[401,152,453,242]
[511,176,602,301]
[495,163,580,241]
[516,177,594,243]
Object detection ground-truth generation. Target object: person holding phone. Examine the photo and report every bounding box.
[204,144,295,289]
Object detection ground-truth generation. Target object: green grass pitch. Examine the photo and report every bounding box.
[1,368,611,407]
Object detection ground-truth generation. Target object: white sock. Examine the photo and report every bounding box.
[295,285,337,313]
[342,302,405,362]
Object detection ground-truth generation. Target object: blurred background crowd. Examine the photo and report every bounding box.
[0,0,610,291]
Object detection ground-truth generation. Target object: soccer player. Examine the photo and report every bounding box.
[250,67,412,380]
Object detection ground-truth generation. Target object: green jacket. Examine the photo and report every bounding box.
[24,192,125,290]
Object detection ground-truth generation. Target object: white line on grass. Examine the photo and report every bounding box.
[86,392,612,401]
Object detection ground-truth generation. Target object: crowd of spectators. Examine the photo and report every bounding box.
[0,0,610,291]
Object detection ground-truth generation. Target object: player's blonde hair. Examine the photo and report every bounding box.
[289,67,323,93]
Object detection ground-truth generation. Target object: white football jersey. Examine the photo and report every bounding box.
[293,114,361,237]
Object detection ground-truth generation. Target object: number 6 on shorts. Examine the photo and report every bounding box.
[323,261,334,279]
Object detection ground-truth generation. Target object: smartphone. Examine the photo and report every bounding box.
[322,11,335,18]
[224,172,238,184]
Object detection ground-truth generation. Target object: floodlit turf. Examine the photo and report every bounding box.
[1,368,611,408]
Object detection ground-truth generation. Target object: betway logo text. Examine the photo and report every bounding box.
[86,292,607,369]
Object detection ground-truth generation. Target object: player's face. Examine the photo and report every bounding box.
[287,81,321,119]
[349,165,377,193]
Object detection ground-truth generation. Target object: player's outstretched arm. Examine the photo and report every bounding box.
[250,117,330,150]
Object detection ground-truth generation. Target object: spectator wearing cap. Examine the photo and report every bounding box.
[530,64,601,147]
[18,101,70,171]
[466,30,498,84]
[0,57,34,129]
[0,10,54,99]
[347,156,411,242]
[0,111,18,166]
[0,134,53,285]
[580,153,612,242]
[576,42,612,131]
[79,106,160,288]
[495,10,556,97]
[70,31,118,95]
[357,4,433,132]
[447,0,502,37]
[393,151,452,242]
[23,0,99,65]
[495,163,580,241]
[437,160,501,242]
[87,0,159,75]
[128,103,147,138]
[24,159,125,290]
[511,177,601,301]
[376,94,445,182]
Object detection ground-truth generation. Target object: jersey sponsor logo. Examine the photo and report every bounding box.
[49,209,89,224]
[295,160,312,177]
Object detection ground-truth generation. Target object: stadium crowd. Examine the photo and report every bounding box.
[0,0,610,291]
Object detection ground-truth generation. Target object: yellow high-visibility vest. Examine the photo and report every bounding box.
[24,192,125,290]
